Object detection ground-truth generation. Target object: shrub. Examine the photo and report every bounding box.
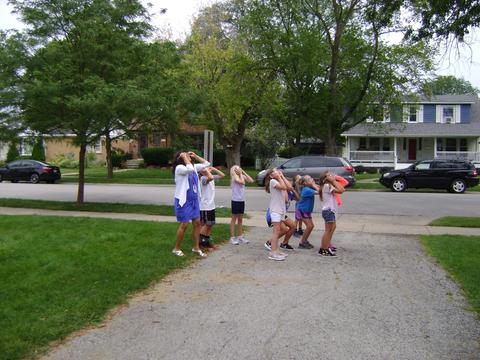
[111,151,132,168]
[277,146,305,158]
[380,167,393,174]
[86,152,105,168]
[141,147,174,166]
[6,142,20,162]
[213,149,226,167]
[366,167,378,174]
[354,165,365,174]
[51,153,79,169]
[241,156,255,167]
[31,137,46,161]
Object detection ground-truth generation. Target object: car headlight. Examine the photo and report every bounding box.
[383,172,390,177]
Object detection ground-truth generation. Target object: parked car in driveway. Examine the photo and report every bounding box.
[256,155,356,186]
[0,160,61,184]
[379,159,479,193]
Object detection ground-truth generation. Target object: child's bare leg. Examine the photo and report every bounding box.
[301,218,314,243]
[270,222,281,252]
[230,216,237,237]
[321,222,335,249]
[237,215,244,237]
[175,222,189,250]
[192,218,201,250]
[282,218,296,244]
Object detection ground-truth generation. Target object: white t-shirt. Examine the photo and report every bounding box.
[269,179,286,215]
[200,175,220,211]
[321,183,337,212]
[231,180,245,201]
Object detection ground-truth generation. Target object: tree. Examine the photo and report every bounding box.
[238,0,433,154]
[184,2,282,168]
[30,136,45,161]
[410,0,480,41]
[0,30,28,143]
[10,0,156,203]
[421,75,479,96]
[6,140,19,162]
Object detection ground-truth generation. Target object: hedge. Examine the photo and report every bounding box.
[141,147,174,166]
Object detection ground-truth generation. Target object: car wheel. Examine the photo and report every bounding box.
[391,177,406,192]
[450,179,466,194]
[30,173,40,184]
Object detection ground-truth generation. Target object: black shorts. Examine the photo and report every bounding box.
[231,200,245,215]
[200,209,216,225]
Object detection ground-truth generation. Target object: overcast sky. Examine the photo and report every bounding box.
[1,0,480,90]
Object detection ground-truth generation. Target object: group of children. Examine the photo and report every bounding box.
[171,150,345,261]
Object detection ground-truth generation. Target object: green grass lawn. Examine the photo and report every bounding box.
[421,235,480,316]
[0,216,230,360]
[0,198,233,218]
[429,217,480,228]
[60,167,259,186]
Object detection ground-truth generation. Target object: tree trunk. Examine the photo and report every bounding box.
[77,143,87,205]
[105,132,113,179]
[225,142,241,169]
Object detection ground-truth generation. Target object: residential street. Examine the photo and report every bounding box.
[1,182,479,217]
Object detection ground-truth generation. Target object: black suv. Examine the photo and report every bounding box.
[379,160,479,193]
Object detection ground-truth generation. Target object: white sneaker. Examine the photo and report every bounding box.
[279,251,288,257]
[264,241,272,251]
[268,252,286,261]
[238,236,249,244]
[192,248,207,257]
[230,236,240,245]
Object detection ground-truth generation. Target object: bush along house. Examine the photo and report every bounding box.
[341,95,480,169]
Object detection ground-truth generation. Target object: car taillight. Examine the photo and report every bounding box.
[344,166,353,173]
[472,169,478,177]
[42,167,52,173]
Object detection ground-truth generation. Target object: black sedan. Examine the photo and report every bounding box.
[379,160,479,193]
[0,160,61,184]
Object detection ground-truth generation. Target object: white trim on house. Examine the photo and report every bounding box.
[435,105,460,124]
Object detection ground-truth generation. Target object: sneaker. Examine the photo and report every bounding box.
[264,241,272,251]
[237,236,249,244]
[279,250,288,257]
[280,243,294,250]
[318,248,337,257]
[298,240,314,249]
[230,236,240,245]
[268,252,286,261]
[192,248,207,257]
[200,240,217,250]
[297,229,304,235]
[293,230,301,238]
[329,245,337,252]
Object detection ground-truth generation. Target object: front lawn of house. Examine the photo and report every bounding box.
[421,235,480,316]
[0,216,229,360]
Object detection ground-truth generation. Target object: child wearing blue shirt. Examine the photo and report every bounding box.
[295,175,320,249]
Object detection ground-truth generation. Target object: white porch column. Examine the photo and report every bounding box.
[434,137,437,159]
[346,137,350,160]
[393,137,397,168]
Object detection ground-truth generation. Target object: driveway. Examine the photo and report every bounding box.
[43,227,480,360]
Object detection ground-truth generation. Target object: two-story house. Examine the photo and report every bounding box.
[341,95,480,169]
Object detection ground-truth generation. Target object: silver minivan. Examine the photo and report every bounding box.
[256,155,356,186]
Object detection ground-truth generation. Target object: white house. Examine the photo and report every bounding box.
[341,95,480,169]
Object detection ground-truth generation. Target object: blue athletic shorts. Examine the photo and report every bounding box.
[175,198,200,223]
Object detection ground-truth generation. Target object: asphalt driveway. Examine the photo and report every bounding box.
[43,227,480,360]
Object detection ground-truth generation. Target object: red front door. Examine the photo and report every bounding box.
[408,139,417,161]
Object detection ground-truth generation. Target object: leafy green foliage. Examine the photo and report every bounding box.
[141,147,174,167]
[421,75,479,95]
[6,141,19,162]
[30,137,45,161]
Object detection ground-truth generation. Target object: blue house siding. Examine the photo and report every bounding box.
[460,104,471,123]
[423,104,436,123]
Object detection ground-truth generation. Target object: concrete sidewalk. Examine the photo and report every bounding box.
[1,206,479,236]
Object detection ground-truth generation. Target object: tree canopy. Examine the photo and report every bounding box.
[421,75,479,96]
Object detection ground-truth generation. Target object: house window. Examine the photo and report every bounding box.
[88,139,102,154]
[20,139,32,156]
[382,138,391,151]
[442,106,454,123]
[446,138,457,152]
[459,138,467,152]
[358,138,367,150]
[404,105,420,123]
[152,132,162,146]
[369,138,380,151]
[437,138,443,151]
